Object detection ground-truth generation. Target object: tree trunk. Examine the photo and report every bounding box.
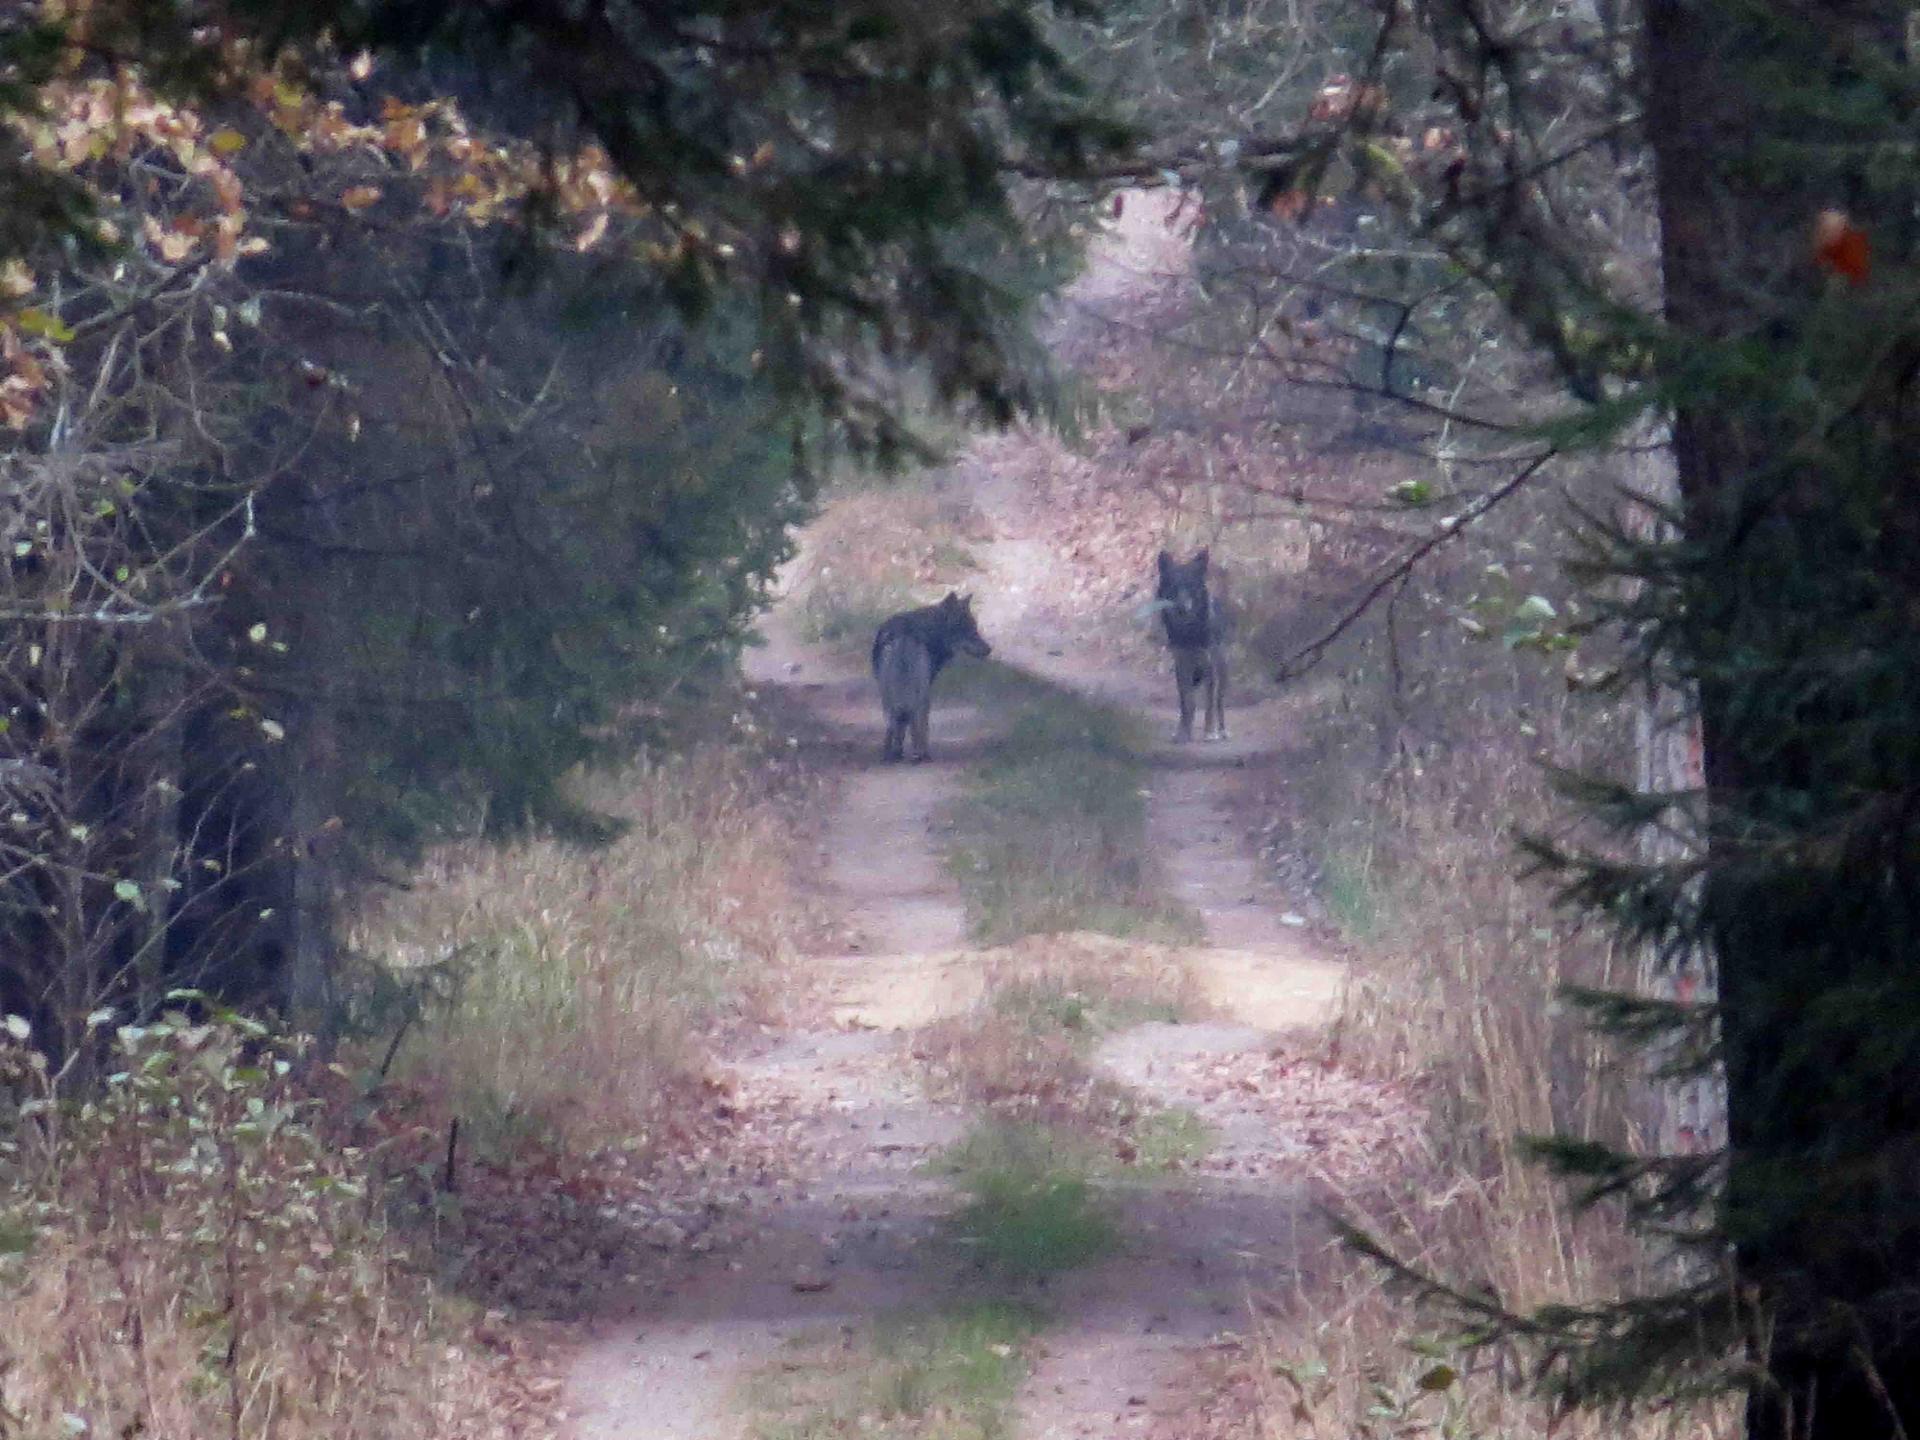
[1642,2,1920,1434]
[1623,423,1724,1158]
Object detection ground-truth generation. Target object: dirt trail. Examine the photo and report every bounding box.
[565,192,1348,1440]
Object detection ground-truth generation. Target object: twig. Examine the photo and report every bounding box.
[1274,449,1556,681]
[442,1117,460,1194]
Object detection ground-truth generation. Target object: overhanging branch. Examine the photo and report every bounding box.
[1274,448,1557,681]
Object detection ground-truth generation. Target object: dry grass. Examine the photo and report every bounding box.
[1310,739,1646,1311]
[1,700,821,1437]
[1167,1279,1726,1440]
[790,475,989,649]
[915,933,1198,1151]
[1223,569,1714,1435]
[353,729,815,1160]
[0,1020,555,1440]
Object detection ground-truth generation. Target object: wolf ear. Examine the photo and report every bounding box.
[943,590,960,603]
[1157,549,1174,575]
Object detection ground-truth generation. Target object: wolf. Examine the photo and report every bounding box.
[871,591,992,762]
[1155,548,1229,742]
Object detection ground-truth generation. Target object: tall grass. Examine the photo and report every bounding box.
[1311,725,1643,1297]
[1236,567,1684,1434]
[0,1018,534,1440]
[354,736,809,1158]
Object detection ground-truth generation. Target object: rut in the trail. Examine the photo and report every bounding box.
[568,661,986,1440]
[566,190,1355,1440]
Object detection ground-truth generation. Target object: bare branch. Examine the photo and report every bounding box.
[1274,449,1559,682]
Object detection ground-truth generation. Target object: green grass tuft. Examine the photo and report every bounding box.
[1321,844,1389,941]
[942,1123,1119,1279]
[1127,1107,1215,1173]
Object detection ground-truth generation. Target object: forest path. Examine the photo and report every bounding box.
[564,192,1350,1440]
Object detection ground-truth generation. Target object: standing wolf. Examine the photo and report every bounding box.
[871,592,992,762]
[1155,548,1229,742]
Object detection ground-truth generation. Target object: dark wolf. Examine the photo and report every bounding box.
[1155,548,1229,742]
[871,592,992,762]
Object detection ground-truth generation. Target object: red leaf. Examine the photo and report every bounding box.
[1814,209,1871,285]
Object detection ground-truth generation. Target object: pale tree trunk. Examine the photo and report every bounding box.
[1624,421,1724,1157]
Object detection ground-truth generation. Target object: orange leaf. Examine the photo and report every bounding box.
[340,185,382,211]
[1813,209,1870,285]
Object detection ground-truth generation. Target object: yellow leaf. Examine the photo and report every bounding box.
[210,128,249,155]
[340,185,382,211]
[16,309,75,343]
[0,260,34,299]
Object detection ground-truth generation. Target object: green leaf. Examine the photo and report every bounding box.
[112,879,147,913]
[1389,478,1433,506]
[1514,594,1557,623]
[1416,1364,1458,1392]
[16,308,75,343]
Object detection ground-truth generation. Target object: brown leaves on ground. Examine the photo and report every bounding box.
[1147,1041,1428,1190]
[913,932,1197,1145]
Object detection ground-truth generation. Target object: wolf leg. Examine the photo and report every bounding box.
[1173,652,1197,742]
[1205,647,1230,740]
[910,700,931,762]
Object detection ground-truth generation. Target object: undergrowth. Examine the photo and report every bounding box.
[914,934,1199,1157]
[1230,508,1680,1437]
[353,721,812,1160]
[0,1011,539,1440]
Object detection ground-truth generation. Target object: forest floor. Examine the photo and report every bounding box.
[559,195,1423,1440]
